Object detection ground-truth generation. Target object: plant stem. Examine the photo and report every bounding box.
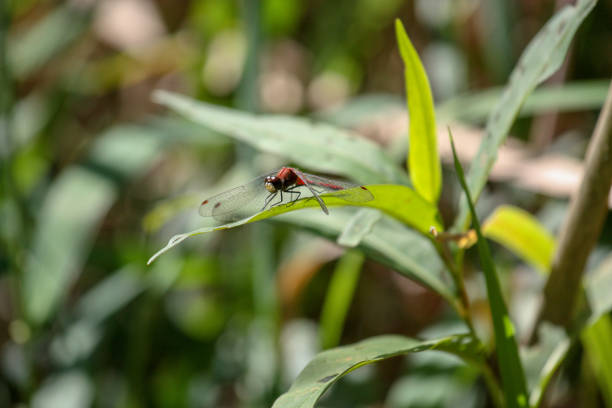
[536,80,612,331]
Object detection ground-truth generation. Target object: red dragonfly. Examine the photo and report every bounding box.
[199,167,373,223]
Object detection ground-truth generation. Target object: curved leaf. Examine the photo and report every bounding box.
[153,90,410,185]
[395,19,441,204]
[453,0,597,231]
[148,184,442,265]
[482,205,555,274]
[272,334,484,408]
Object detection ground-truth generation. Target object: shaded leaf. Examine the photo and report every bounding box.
[23,168,117,325]
[337,208,382,247]
[272,334,484,408]
[453,0,597,231]
[319,251,364,349]
[278,210,453,304]
[483,205,555,274]
[395,19,441,204]
[438,80,611,123]
[153,90,411,185]
[585,254,612,320]
[9,6,90,79]
[524,324,570,407]
[582,315,612,408]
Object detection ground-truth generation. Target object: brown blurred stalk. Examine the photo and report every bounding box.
[536,79,612,330]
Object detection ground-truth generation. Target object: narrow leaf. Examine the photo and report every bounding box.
[483,205,556,274]
[395,19,441,204]
[272,334,484,408]
[23,168,116,325]
[319,250,364,349]
[454,0,597,231]
[449,129,528,407]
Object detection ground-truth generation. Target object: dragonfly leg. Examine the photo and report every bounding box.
[284,186,302,207]
[262,192,278,211]
[270,190,285,208]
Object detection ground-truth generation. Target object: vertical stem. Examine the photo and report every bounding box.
[536,80,612,330]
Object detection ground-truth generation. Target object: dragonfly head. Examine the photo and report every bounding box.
[264,176,281,193]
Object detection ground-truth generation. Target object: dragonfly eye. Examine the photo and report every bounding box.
[265,182,277,193]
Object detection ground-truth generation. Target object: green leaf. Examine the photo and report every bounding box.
[453,0,597,231]
[272,334,485,408]
[437,80,611,123]
[395,20,441,204]
[278,210,453,304]
[524,324,571,407]
[319,250,364,349]
[585,254,612,320]
[336,208,382,247]
[148,184,443,264]
[23,168,117,325]
[582,315,612,408]
[22,122,177,325]
[9,6,90,79]
[449,130,528,407]
[153,90,410,185]
[482,205,556,274]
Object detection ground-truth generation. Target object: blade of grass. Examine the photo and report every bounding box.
[319,250,364,349]
[449,129,528,407]
[395,20,441,204]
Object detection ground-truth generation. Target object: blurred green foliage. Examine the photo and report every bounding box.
[1,1,612,407]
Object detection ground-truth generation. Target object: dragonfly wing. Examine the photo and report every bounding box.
[199,174,273,223]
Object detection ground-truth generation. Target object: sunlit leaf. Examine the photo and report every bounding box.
[453,0,597,231]
[483,205,555,274]
[272,334,484,408]
[450,130,528,407]
[395,19,441,204]
[148,184,442,265]
[153,90,411,185]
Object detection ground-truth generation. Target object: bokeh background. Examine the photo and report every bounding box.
[1,0,612,407]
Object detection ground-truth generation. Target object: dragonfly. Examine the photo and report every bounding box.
[199,167,374,223]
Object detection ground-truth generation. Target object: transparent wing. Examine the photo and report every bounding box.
[199,173,272,223]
